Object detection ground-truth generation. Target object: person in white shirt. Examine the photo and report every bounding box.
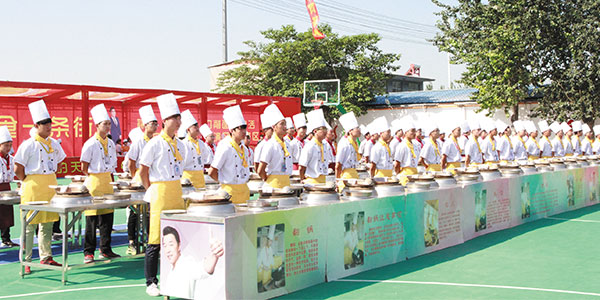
[336,112,362,190]
[419,123,443,171]
[81,104,120,263]
[324,128,337,170]
[464,120,484,167]
[395,120,420,185]
[550,121,565,157]
[389,119,403,158]
[244,133,254,169]
[289,113,307,170]
[570,121,583,156]
[299,110,329,184]
[560,122,574,156]
[14,100,67,272]
[199,124,215,166]
[283,117,295,143]
[179,110,211,189]
[362,121,380,164]
[254,114,273,171]
[480,120,498,164]
[0,126,18,248]
[458,121,470,154]
[161,226,223,299]
[525,121,542,160]
[258,104,293,189]
[580,124,594,156]
[358,125,370,158]
[208,105,251,203]
[368,117,393,178]
[537,120,554,157]
[496,120,515,162]
[512,121,529,161]
[441,121,462,172]
[138,93,186,297]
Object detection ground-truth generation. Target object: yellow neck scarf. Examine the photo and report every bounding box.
[533,137,541,150]
[230,139,248,167]
[544,136,551,146]
[518,135,526,148]
[274,134,290,157]
[348,137,361,161]
[474,135,482,153]
[143,134,151,142]
[187,134,201,154]
[587,137,594,146]
[430,137,440,158]
[35,134,54,153]
[313,138,325,162]
[489,136,496,151]
[161,131,183,161]
[452,135,461,152]
[505,135,513,149]
[379,138,391,158]
[405,139,416,158]
[95,132,108,156]
[557,136,564,149]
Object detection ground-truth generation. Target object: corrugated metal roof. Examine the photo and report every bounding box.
[370,88,478,107]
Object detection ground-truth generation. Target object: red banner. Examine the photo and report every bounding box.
[305,0,325,40]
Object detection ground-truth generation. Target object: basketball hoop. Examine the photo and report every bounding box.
[303,79,340,108]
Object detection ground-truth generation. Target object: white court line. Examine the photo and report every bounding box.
[545,216,600,223]
[335,279,600,297]
[0,284,145,299]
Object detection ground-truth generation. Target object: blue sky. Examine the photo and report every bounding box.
[0,0,464,92]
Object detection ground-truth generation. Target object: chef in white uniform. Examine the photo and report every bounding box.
[525,121,542,160]
[289,113,307,170]
[179,110,211,189]
[593,125,600,154]
[389,119,403,158]
[254,114,273,171]
[537,120,553,158]
[581,124,594,156]
[560,122,574,156]
[512,121,529,161]
[368,117,393,178]
[441,119,462,172]
[336,112,362,190]
[257,104,293,189]
[199,124,215,166]
[570,121,583,156]
[283,117,295,143]
[464,120,484,167]
[298,109,329,184]
[550,121,565,157]
[496,120,514,162]
[418,122,442,171]
[480,119,498,164]
[395,119,420,185]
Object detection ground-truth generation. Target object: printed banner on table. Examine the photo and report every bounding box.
[326,195,406,280]
[461,179,511,241]
[224,206,327,299]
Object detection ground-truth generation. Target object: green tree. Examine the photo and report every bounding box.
[215,24,400,121]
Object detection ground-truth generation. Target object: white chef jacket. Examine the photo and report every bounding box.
[442,137,461,163]
[497,135,515,161]
[362,140,375,159]
[288,138,304,164]
[139,135,186,182]
[464,136,483,164]
[298,139,328,178]
[14,137,66,175]
[80,135,117,174]
[324,140,335,165]
[161,255,211,300]
[204,143,216,165]
[458,135,469,154]
[259,137,293,176]
[526,138,541,158]
[593,139,600,154]
[257,245,275,271]
[512,136,528,160]
[254,139,268,164]
[370,140,394,171]
[210,137,250,184]
[582,137,594,156]
[571,136,582,156]
[481,136,499,162]
[128,137,149,168]
[563,136,574,155]
[336,138,360,170]
[246,146,254,168]
[420,138,442,165]
[389,137,402,158]
[344,229,359,251]
[538,136,552,157]
[0,154,14,183]
[552,136,565,157]
[395,139,419,168]
[182,137,206,172]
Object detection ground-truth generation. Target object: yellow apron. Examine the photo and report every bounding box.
[486,161,499,166]
[499,160,511,164]
[182,170,206,189]
[445,162,462,174]
[304,175,326,185]
[565,153,573,157]
[266,175,290,189]
[147,180,184,245]
[528,156,539,161]
[542,156,553,159]
[426,164,442,172]
[84,172,114,216]
[221,183,250,204]
[131,169,142,184]
[21,174,59,225]
[374,169,393,178]
[399,167,418,186]
[337,168,359,191]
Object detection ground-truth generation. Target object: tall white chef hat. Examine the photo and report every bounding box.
[582,123,591,135]
[571,121,582,132]
[423,121,439,136]
[268,225,276,240]
[306,109,329,132]
[157,93,180,120]
[400,118,415,133]
[550,121,562,134]
[594,125,600,136]
[139,105,157,125]
[285,117,294,129]
[468,119,480,131]
[0,126,12,144]
[461,121,471,133]
[292,113,307,129]
[513,121,523,133]
[28,99,51,124]
[260,114,270,130]
[525,121,537,134]
[262,104,285,128]
[480,119,495,133]
[200,124,213,139]
[339,112,360,132]
[390,119,403,134]
[370,116,390,134]
[538,120,550,133]
[560,122,571,133]
[178,110,197,138]
[496,120,509,132]
[90,104,110,125]
[128,127,144,143]
[360,124,369,135]
[223,105,246,130]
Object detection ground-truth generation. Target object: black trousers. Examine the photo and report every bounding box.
[127,207,138,242]
[53,218,61,234]
[145,244,160,286]
[1,227,10,243]
[84,212,114,255]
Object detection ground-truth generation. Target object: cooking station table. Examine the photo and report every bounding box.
[19,199,148,284]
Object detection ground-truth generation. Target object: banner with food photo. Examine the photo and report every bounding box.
[461,179,511,241]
